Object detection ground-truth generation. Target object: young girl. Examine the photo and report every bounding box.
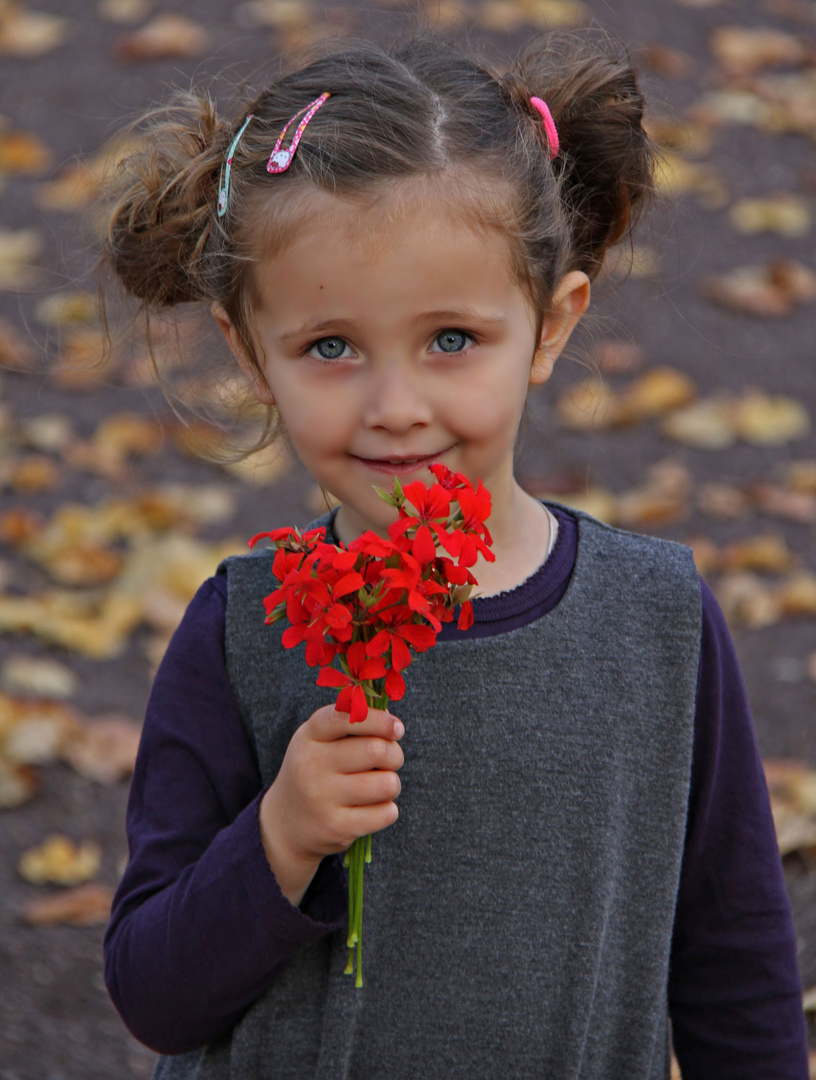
[101,28,809,1080]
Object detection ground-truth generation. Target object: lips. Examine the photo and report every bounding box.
[351,452,444,475]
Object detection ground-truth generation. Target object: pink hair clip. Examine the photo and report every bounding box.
[529,97,559,160]
[267,91,331,174]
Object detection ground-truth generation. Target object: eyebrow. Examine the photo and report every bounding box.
[278,307,507,343]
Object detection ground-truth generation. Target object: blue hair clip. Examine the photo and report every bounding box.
[216,113,254,219]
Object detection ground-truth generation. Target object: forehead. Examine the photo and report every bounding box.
[250,179,528,318]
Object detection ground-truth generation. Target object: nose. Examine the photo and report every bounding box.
[362,364,432,434]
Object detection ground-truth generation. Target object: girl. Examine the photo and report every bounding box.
[101,28,809,1080]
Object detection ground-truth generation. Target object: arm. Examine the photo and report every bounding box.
[103,577,348,1056]
[668,579,808,1079]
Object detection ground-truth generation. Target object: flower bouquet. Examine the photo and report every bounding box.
[249,464,494,986]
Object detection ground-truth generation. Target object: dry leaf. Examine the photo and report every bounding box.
[0,129,51,174]
[689,88,772,128]
[803,984,816,1013]
[0,758,38,807]
[751,481,816,523]
[592,339,644,374]
[97,0,152,22]
[0,228,41,290]
[767,260,816,303]
[0,591,143,659]
[556,377,618,431]
[19,414,73,453]
[644,114,712,157]
[531,487,618,524]
[615,367,696,424]
[6,454,58,493]
[114,14,210,60]
[720,534,796,574]
[639,43,695,78]
[0,2,67,57]
[37,135,136,214]
[236,0,312,27]
[602,244,662,280]
[35,291,97,326]
[786,460,816,493]
[763,759,816,855]
[715,572,781,628]
[700,265,795,317]
[61,715,141,784]
[686,536,721,577]
[777,572,816,617]
[0,507,41,545]
[21,882,114,926]
[697,481,750,519]
[732,392,810,445]
[18,835,101,886]
[52,326,109,388]
[67,413,162,479]
[709,26,812,75]
[615,460,691,528]
[0,316,37,369]
[653,151,728,209]
[222,442,292,486]
[729,194,811,237]
[1,655,77,699]
[661,398,737,449]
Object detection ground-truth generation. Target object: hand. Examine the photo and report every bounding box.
[259,704,405,906]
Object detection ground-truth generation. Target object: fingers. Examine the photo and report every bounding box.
[332,734,404,775]
[309,703,404,743]
[336,768,401,806]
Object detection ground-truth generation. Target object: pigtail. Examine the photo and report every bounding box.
[103,91,231,307]
[505,30,659,281]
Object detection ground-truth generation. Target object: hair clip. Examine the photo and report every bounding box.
[217,114,254,218]
[267,92,330,174]
[529,97,559,160]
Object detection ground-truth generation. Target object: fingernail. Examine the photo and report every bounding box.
[393,720,405,738]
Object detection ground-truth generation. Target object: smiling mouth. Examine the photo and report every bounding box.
[351,450,452,472]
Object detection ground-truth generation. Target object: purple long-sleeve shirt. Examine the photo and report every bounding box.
[103,506,808,1076]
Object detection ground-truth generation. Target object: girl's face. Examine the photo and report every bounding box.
[218,188,588,543]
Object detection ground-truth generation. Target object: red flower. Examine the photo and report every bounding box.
[316,641,387,723]
[428,463,470,490]
[389,481,453,564]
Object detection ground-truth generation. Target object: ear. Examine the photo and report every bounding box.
[210,302,276,407]
[529,270,591,386]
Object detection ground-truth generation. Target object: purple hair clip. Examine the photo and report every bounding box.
[529,97,559,160]
[267,91,330,174]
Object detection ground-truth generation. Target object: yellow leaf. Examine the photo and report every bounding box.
[729,194,811,237]
[236,0,313,27]
[697,481,750,519]
[556,377,619,431]
[0,2,67,57]
[661,397,737,449]
[732,391,810,445]
[786,460,816,494]
[0,129,52,174]
[751,481,816,523]
[686,535,721,577]
[689,88,771,128]
[777,572,816,617]
[700,264,795,317]
[715,572,781,628]
[18,835,101,886]
[0,228,42,290]
[114,13,210,60]
[7,454,59,493]
[615,366,696,424]
[97,0,152,22]
[0,315,37,369]
[534,487,618,524]
[710,26,810,75]
[223,443,292,486]
[35,290,97,325]
[0,655,77,699]
[520,0,589,27]
[21,882,114,926]
[0,758,37,807]
[719,534,796,574]
[60,715,141,784]
[653,151,728,209]
[52,326,109,388]
[592,339,644,374]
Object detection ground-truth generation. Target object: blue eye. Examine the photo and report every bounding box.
[307,337,350,362]
[432,329,473,354]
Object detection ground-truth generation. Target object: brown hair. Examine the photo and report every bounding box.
[103,26,659,437]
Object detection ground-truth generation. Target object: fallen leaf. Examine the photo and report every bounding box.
[803,984,816,1012]
[615,460,691,528]
[602,244,663,280]
[0,655,77,699]
[114,13,210,59]
[36,135,136,214]
[0,228,41,290]
[0,129,52,174]
[21,882,114,926]
[530,486,618,524]
[639,43,695,78]
[556,377,619,431]
[786,460,816,493]
[67,412,163,479]
[700,264,795,317]
[0,758,38,807]
[0,316,37,369]
[715,572,781,628]
[18,835,101,886]
[5,454,58,493]
[222,442,292,486]
[653,151,728,209]
[614,367,696,424]
[235,0,312,27]
[0,591,143,659]
[35,290,97,326]
[60,715,141,784]
[0,507,41,545]
[0,2,67,57]
[97,0,152,22]
[19,414,74,453]
[751,481,816,523]
[52,326,109,388]
[719,534,796,574]
[688,88,772,129]
[729,194,811,237]
[767,259,816,303]
[732,391,810,445]
[709,26,812,75]
[643,114,712,157]
[686,536,721,577]
[2,705,79,766]
[592,339,644,374]
[763,759,816,855]
[697,481,750,519]
[661,397,737,449]
[777,572,816,617]
[520,0,590,27]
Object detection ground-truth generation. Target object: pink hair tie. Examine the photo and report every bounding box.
[529,96,559,160]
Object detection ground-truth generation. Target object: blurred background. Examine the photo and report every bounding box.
[0,0,815,1076]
